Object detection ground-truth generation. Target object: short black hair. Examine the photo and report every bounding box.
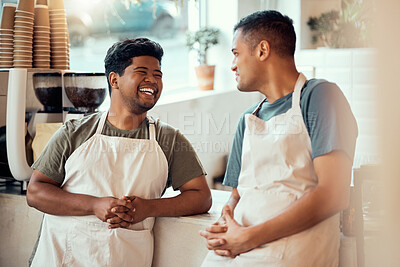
[234,10,296,57]
[104,38,164,94]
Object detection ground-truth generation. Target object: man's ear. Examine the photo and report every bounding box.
[109,72,119,89]
[258,40,270,61]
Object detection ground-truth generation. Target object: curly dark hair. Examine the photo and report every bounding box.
[234,10,296,58]
[104,38,164,94]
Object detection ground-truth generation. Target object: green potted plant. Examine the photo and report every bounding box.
[307,0,372,48]
[186,27,220,90]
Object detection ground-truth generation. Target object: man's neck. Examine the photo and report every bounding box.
[107,103,147,131]
[259,59,299,104]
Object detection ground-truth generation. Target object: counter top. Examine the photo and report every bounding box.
[0,189,231,267]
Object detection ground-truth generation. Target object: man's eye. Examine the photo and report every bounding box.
[136,71,146,74]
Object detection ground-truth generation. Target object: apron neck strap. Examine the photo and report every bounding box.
[147,117,156,141]
[96,111,108,134]
[291,73,307,109]
[252,98,267,116]
[96,112,155,140]
[252,73,307,116]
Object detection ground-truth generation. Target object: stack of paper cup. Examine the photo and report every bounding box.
[0,3,16,68]
[33,5,50,68]
[13,0,35,68]
[49,0,69,69]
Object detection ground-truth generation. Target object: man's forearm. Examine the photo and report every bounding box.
[145,187,212,218]
[246,185,347,249]
[27,179,97,216]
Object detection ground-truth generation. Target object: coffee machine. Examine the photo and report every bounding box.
[2,68,107,183]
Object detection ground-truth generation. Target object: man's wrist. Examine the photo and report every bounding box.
[245,225,262,249]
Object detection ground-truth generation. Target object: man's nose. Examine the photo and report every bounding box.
[231,60,237,71]
[231,63,237,72]
[144,75,156,83]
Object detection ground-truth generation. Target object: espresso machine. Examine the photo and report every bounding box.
[2,68,107,185]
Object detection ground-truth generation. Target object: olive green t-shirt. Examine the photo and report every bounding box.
[32,112,206,190]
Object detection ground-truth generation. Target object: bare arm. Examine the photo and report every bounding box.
[26,170,130,222]
[202,150,352,256]
[225,188,240,212]
[109,174,212,227]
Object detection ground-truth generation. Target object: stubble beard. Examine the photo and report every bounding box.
[121,92,157,115]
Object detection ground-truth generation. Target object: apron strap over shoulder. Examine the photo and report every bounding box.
[147,117,156,141]
[291,73,307,109]
[252,98,267,116]
[96,111,108,134]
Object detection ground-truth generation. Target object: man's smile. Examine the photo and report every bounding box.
[138,86,158,98]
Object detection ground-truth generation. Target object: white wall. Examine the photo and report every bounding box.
[149,90,263,186]
[296,48,379,168]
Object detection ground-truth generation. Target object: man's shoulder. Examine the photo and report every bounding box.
[301,78,341,100]
[63,112,102,138]
[152,117,179,135]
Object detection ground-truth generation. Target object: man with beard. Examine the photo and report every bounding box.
[27,38,211,267]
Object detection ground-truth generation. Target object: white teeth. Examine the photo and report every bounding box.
[139,88,155,95]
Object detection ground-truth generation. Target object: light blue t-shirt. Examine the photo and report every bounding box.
[223,79,358,188]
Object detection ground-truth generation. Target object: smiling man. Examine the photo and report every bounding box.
[27,38,211,267]
[200,10,357,266]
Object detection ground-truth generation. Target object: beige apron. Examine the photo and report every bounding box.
[31,112,168,267]
[202,73,340,267]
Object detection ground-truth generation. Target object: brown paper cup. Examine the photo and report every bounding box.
[35,30,51,34]
[14,52,33,58]
[34,49,50,54]
[49,17,66,24]
[13,44,32,50]
[33,33,50,39]
[34,38,50,43]
[34,44,50,49]
[14,25,34,33]
[33,56,50,60]
[14,21,34,28]
[13,47,33,53]
[34,52,51,56]
[51,46,68,51]
[0,39,14,45]
[0,28,14,34]
[17,0,35,13]
[34,25,50,30]
[50,22,67,28]
[0,33,14,38]
[51,50,68,55]
[1,3,17,29]
[50,27,67,32]
[0,43,14,49]
[34,5,50,27]
[34,64,51,69]
[51,55,68,60]
[14,54,32,59]
[33,40,50,46]
[34,59,51,63]
[14,16,34,23]
[0,52,13,56]
[0,47,13,52]
[48,0,65,11]
[15,10,34,17]
[14,65,33,68]
[49,14,66,20]
[36,0,48,5]
[51,37,68,43]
